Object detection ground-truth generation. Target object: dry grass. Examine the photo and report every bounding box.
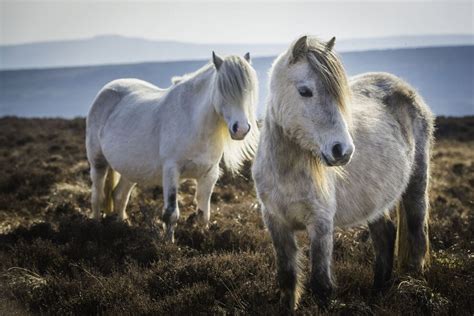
[0,116,473,315]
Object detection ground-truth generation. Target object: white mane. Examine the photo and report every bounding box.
[211,56,260,174]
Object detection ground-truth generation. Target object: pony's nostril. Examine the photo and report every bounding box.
[332,143,343,160]
[232,122,239,134]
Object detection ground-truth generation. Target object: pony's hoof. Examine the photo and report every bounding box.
[279,290,296,315]
[399,262,426,276]
[186,212,198,226]
[91,212,102,221]
[309,282,334,309]
[118,216,131,226]
[371,277,392,295]
[186,209,208,228]
[164,231,175,243]
[162,223,175,243]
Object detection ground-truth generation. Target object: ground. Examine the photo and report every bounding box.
[0,116,473,315]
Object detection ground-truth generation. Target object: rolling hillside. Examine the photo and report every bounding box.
[1,46,473,118]
[1,34,472,70]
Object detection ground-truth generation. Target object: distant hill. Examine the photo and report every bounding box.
[0,46,473,118]
[1,34,473,70]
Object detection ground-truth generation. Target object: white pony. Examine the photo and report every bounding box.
[253,36,433,311]
[86,52,259,242]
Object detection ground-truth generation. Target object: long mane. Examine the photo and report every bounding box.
[214,56,260,174]
[294,37,351,118]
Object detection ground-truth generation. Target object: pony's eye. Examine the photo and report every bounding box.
[298,86,313,98]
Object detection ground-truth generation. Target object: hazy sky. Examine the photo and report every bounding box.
[1,0,473,45]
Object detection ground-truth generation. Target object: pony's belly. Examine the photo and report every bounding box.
[333,118,414,227]
[334,202,392,227]
[108,157,162,186]
[334,164,411,227]
[101,142,162,185]
[103,147,218,186]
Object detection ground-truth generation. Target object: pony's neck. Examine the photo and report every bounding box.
[182,64,215,88]
[264,117,304,164]
[264,110,329,193]
[176,64,228,150]
[173,63,218,115]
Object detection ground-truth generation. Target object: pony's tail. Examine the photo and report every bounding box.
[103,168,119,215]
[396,201,431,272]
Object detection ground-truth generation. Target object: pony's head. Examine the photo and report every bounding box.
[268,35,354,167]
[212,52,256,140]
[211,52,259,173]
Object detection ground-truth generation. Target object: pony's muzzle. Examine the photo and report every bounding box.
[230,121,251,140]
[322,142,354,166]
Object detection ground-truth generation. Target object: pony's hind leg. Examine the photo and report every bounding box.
[90,165,108,220]
[113,176,135,223]
[162,163,180,242]
[368,212,396,291]
[397,149,430,274]
[265,212,301,313]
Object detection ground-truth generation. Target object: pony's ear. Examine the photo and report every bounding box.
[212,51,223,70]
[292,35,308,62]
[326,36,336,51]
[244,52,251,63]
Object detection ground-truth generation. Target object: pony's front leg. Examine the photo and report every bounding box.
[307,214,335,307]
[192,167,219,227]
[265,211,301,313]
[162,164,180,243]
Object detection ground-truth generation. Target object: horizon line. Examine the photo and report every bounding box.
[1,32,473,47]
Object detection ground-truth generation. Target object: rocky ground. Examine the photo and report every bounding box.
[0,116,473,315]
